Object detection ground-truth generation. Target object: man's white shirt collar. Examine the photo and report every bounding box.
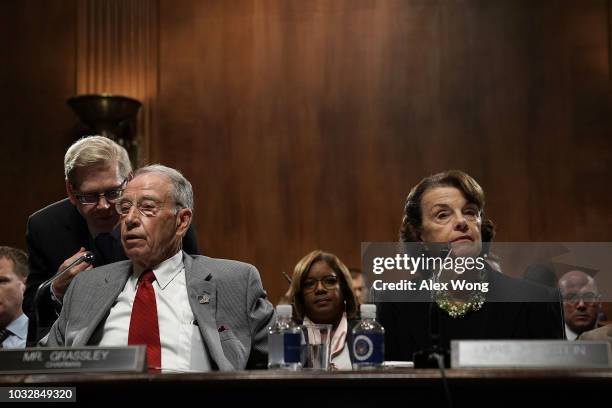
[565,324,578,340]
[133,250,183,289]
[6,313,28,340]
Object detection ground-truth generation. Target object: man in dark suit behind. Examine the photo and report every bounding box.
[45,164,274,371]
[25,136,198,340]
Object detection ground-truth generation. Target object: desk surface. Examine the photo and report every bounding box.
[2,369,612,405]
[3,367,612,382]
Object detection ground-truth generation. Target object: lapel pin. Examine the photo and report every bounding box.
[198,294,210,304]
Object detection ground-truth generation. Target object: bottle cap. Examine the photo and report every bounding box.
[360,304,376,318]
[276,304,293,318]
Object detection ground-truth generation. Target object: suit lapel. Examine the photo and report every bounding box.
[183,254,234,371]
[74,262,132,346]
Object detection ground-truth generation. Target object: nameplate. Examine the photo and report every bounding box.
[451,340,611,368]
[0,346,146,374]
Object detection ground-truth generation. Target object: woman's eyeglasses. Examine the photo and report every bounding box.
[302,275,339,293]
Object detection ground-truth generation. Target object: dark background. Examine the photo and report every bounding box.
[1,0,611,303]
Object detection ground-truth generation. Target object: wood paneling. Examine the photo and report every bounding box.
[0,0,77,251]
[2,1,610,303]
[75,0,159,165]
[155,0,612,302]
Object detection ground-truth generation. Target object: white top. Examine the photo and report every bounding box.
[333,342,352,369]
[1,313,28,349]
[100,251,211,372]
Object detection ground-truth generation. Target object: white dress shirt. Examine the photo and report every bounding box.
[100,251,211,372]
[565,324,578,341]
[1,313,28,349]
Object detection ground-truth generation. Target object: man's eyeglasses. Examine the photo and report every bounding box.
[562,292,600,305]
[74,178,128,205]
[115,199,165,218]
[302,275,339,293]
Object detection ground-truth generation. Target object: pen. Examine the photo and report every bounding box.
[282,271,292,283]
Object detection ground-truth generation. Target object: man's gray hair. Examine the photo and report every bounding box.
[64,135,132,185]
[134,164,194,211]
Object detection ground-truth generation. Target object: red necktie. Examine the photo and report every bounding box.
[128,269,161,372]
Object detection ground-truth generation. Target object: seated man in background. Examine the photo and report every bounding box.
[25,136,199,340]
[558,270,601,340]
[46,165,274,372]
[0,246,29,348]
[349,268,369,305]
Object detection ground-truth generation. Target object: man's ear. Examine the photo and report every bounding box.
[176,208,193,237]
[66,180,78,206]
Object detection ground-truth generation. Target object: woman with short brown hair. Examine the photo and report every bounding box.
[378,170,564,364]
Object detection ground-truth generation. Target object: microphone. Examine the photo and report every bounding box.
[432,244,453,281]
[55,252,95,278]
[414,243,452,368]
[27,251,95,346]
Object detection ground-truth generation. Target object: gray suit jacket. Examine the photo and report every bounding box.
[578,324,612,347]
[45,252,275,370]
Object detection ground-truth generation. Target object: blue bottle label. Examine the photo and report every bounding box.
[352,333,384,363]
[284,332,301,363]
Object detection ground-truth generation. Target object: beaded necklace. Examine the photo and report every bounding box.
[434,290,485,318]
[433,268,488,318]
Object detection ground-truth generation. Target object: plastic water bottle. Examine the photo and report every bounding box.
[351,304,385,370]
[268,304,302,370]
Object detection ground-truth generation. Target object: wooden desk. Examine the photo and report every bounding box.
[2,369,611,406]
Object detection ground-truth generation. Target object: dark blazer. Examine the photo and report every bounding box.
[377,270,565,362]
[24,198,199,335]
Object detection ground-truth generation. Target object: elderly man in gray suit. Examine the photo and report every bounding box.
[45,164,274,372]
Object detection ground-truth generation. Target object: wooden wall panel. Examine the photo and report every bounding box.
[0,0,77,251]
[2,1,610,304]
[75,0,159,165]
[156,0,612,302]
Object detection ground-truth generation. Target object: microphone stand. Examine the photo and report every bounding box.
[413,244,451,368]
[413,300,450,368]
[27,252,94,346]
[413,243,454,408]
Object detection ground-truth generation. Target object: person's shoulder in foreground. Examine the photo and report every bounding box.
[578,324,612,343]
